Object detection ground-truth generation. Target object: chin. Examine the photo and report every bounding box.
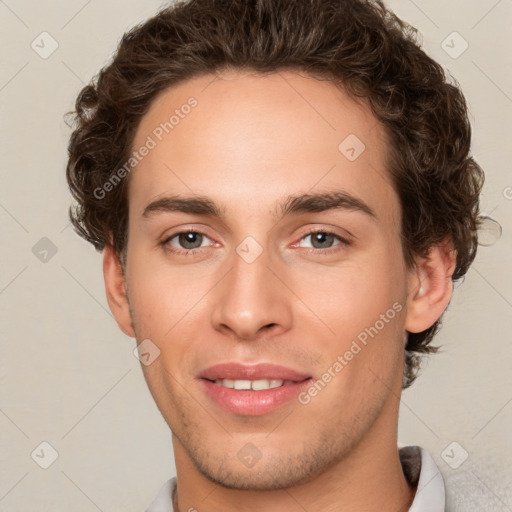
[190,444,334,491]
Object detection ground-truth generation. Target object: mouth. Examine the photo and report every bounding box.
[198,363,313,416]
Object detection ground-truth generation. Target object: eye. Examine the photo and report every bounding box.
[160,228,350,257]
[298,230,350,252]
[161,230,213,254]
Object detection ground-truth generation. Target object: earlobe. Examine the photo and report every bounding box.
[405,238,457,334]
[103,244,135,338]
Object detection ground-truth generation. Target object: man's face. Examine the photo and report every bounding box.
[124,70,411,489]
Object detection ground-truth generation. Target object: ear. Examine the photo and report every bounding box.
[103,244,135,338]
[405,238,457,334]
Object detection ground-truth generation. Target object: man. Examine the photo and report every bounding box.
[65,0,484,510]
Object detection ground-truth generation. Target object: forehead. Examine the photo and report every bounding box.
[128,69,398,224]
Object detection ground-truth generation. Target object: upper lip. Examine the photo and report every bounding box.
[199,363,311,382]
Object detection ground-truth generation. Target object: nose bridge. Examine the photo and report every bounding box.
[211,237,291,339]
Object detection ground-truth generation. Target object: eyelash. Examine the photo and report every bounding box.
[160,228,350,256]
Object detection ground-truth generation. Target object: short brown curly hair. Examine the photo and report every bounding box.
[65,0,484,388]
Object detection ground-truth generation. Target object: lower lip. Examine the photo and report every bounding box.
[200,378,313,416]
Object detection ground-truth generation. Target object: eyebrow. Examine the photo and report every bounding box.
[141,191,376,222]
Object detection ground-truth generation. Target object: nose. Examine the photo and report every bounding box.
[210,245,293,341]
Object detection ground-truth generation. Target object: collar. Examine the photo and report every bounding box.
[146,445,445,511]
[399,445,446,511]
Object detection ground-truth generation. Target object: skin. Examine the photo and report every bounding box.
[103,70,456,511]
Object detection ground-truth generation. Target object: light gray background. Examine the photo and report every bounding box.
[0,1,511,511]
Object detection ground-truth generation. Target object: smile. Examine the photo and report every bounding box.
[211,378,297,390]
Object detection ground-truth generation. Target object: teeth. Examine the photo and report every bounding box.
[213,378,289,390]
[234,379,252,390]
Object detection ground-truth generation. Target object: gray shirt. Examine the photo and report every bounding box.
[145,445,445,511]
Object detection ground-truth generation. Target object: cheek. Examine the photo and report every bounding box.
[299,254,404,335]
[295,248,407,388]
[126,249,218,352]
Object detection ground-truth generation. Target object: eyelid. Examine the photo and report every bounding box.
[299,226,351,241]
[292,227,351,252]
[159,227,215,254]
